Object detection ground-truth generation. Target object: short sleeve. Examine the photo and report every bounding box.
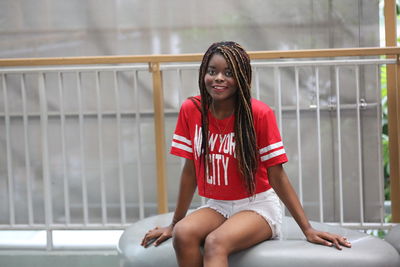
[256,105,288,168]
[170,101,194,160]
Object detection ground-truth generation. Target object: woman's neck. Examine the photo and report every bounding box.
[211,100,235,120]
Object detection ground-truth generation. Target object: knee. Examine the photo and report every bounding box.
[204,232,229,259]
[172,221,199,250]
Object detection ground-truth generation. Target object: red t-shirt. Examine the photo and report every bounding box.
[170,96,288,200]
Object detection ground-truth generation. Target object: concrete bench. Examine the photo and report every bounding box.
[118,212,400,267]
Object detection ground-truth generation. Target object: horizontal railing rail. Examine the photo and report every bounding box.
[1,47,400,66]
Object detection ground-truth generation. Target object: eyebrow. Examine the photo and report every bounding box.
[207,66,231,70]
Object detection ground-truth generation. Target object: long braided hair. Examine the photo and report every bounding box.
[195,41,258,196]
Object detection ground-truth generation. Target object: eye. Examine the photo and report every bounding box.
[225,70,233,77]
[207,68,216,75]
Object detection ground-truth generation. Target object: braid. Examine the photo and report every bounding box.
[198,41,258,196]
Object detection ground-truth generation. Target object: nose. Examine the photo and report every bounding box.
[215,72,224,82]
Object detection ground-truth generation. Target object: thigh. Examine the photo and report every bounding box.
[208,210,272,253]
[173,207,227,242]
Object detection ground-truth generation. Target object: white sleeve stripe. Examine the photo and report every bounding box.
[259,141,283,155]
[260,148,286,162]
[172,141,193,153]
[173,134,192,146]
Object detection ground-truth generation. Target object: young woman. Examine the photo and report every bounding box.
[141,41,351,267]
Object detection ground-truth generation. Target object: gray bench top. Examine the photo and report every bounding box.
[118,212,400,267]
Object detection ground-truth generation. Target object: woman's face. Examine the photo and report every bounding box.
[204,53,238,104]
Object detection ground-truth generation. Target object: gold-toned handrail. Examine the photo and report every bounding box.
[1,47,400,67]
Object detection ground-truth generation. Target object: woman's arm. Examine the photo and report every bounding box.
[170,158,198,226]
[141,158,197,247]
[268,164,351,250]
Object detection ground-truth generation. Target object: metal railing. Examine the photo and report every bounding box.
[1,47,400,250]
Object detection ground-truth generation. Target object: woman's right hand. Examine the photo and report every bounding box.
[141,225,173,248]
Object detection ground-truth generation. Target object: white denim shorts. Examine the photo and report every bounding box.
[198,189,282,239]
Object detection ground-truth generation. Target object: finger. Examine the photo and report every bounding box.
[154,234,171,247]
[143,235,157,248]
[141,234,151,247]
[330,234,351,250]
[141,233,148,246]
[339,236,352,248]
[141,231,158,247]
[141,230,153,245]
[312,235,333,247]
[322,233,344,250]
[331,238,342,250]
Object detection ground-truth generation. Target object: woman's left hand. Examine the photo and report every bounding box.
[304,228,352,250]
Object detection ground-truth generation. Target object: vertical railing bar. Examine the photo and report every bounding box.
[177,68,194,208]
[335,66,344,225]
[295,67,303,205]
[76,71,89,225]
[134,70,145,219]
[39,72,53,250]
[2,74,15,226]
[177,69,183,107]
[114,70,127,224]
[46,230,53,251]
[355,66,365,225]
[274,67,283,133]
[21,74,34,225]
[385,0,400,224]
[149,62,168,214]
[274,66,284,216]
[377,64,385,225]
[58,72,70,224]
[150,62,168,214]
[95,71,107,225]
[176,69,186,171]
[255,67,261,100]
[315,67,324,222]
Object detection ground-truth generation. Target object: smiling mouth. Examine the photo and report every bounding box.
[212,85,228,90]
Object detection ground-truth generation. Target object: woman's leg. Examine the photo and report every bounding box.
[203,210,273,267]
[173,207,226,267]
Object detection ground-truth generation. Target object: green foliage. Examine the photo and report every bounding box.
[376,229,388,239]
[386,213,392,223]
[367,215,392,239]
[380,65,390,201]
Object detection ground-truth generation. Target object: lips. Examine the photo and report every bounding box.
[212,85,228,92]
